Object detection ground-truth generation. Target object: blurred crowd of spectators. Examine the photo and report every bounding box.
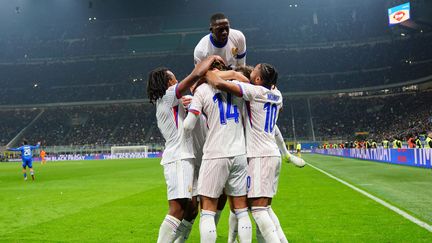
[0,109,39,145]
[0,3,431,148]
[0,90,430,147]
[0,33,431,104]
[278,91,432,142]
[0,5,388,61]
[17,104,163,146]
[0,3,430,104]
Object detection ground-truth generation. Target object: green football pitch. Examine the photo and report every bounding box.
[1,154,431,242]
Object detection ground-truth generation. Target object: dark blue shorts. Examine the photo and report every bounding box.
[22,158,33,169]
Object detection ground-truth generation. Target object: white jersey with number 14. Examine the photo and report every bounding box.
[188,83,246,160]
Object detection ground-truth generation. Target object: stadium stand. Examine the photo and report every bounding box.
[0,1,431,148]
[280,91,432,141]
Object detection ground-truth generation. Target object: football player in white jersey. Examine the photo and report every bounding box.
[147,55,224,243]
[206,63,293,243]
[173,87,208,243]
[195,13,247,240]
[184,74,252,243]
[194,13,246,69]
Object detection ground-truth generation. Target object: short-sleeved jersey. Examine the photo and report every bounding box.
[9,144,40,160]
[156,84,194,165]
[188,83,246,160]
[239,83,283,158]
[194,29,246,68]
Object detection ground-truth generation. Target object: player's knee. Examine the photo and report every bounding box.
[168,199,188,219]
[232,196,248,209]
[249,197,269,207]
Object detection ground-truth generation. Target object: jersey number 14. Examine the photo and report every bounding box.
[213,93,239,125]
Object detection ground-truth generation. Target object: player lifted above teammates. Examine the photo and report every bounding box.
[194,13,248,242]
[147,55,224,243]
[8,139,40,181]
[194,13,246,69]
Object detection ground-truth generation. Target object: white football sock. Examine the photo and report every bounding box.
[174,219,194,243]
[234,208,252,243]
[157,215,181,243]
[214,210,222,226]
[228,210,239,243]
[256,226,265,243]
[268,206,289,243]
[251,207,280,243]
[200,210,217,243]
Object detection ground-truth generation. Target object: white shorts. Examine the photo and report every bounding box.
[198,155,248,198]
[163,159,194,200]
[247,156,281,198]
[192,157,201,197]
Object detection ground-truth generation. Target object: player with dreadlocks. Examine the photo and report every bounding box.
[148,55,225,243]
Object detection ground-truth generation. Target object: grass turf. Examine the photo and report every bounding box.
[0,156,431,242]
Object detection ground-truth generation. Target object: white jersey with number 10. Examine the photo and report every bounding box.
[239,83,283,158]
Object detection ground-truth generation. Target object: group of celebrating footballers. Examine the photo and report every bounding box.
[148,13,306,243]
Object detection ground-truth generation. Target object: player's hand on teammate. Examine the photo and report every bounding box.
[192,55,225,77]
[205,71,218,87]
[284,154,306,168]
[181,95,193,108]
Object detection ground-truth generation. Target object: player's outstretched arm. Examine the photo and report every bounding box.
[275,126,306,168]
[206,71,243,97]
[32,142,41,149]
[7,147,20,151]
[177,55,225,96]
[214,70,249,83]
[275,125,290,157]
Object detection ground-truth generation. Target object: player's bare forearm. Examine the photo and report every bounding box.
[177,55,225,95]
[206,71,243,97]
[215,70,249,83]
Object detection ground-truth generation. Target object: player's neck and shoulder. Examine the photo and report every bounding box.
[241,82,283,103]
[196,28,244,49]
[156,84,179,107]
[194,82,213,95]
[228,28,245,42]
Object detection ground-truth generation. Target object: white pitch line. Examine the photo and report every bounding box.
[306,162,432,233]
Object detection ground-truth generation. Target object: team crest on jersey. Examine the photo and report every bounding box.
[231,47,239,57]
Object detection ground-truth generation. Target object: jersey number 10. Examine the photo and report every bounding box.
[264,102,277,133]
[213,93,239,125]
